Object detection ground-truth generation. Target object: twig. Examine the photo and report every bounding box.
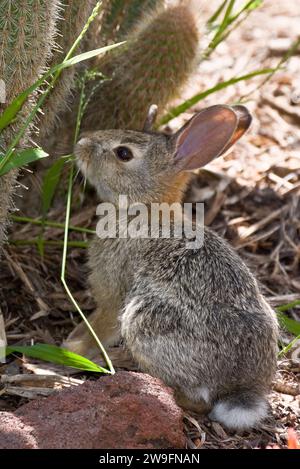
[3,250,49,314]
[273,381,300,396]
[238,207,286,240]
[0,309,7,363]
[267,294,300,308]
[1,373,83,387]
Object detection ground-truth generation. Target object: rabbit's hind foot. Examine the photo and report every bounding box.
[175,387,212,414]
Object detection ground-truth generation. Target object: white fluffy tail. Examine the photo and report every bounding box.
[209,392,268,431]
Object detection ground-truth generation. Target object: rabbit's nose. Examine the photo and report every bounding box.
[77,136,93,148]
[75,137,98,162]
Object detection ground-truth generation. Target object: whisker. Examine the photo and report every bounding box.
[74,159,90,194]
[83,159,92,192]
[74,166,82,183]
[83,176,87,192]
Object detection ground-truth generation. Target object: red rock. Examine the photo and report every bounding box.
[0,412,37,449]
[0,371,185,449]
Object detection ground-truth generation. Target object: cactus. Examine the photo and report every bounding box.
[82,4,200,131]
[100,0,164,43]
[85,0,164,53]
[0,1,59,104]
[0,1,99,249]
[0,0,61,248]
[38,0,96,143]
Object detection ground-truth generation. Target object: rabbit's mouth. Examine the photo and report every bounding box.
[74,137,96,177]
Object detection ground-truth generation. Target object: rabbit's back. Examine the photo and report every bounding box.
[121,226,278,398]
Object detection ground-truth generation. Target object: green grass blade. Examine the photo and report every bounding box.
[0,42,125,135]
[0,148,48,176]
[277,299,300,313]
[6,343,108,373]
[10,239,88,248]
[277,311,300,336]
[208,0,236,50]
[277,300,300,338]
[60,162,115,374]
[279,334,300,357]
[240,36,300,102]
[229,0,262,24]
[42,156,70,217]
[159,67,275,126]
[0,88,34,133]
[59,63,115,375]
[205,0,263,58]
[276,298,300,348]
[39,155,71,257]
[37,236,45,258]
[207,0,229,26]
[49,42,126,75]
[212,1,263,54]
[11,215,95,234]
[277,301,300,357]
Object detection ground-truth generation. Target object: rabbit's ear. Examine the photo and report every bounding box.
[172,105,251,171]
[143,104,158,131]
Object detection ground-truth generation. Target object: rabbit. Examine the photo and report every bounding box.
[65,104,279,431]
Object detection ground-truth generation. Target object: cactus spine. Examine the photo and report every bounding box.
[82,4,199,131]
[0,0,60,248]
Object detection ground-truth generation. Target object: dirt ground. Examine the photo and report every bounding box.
[0,0,299,449]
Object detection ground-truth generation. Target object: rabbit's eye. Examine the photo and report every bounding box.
[114,146,133,162]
